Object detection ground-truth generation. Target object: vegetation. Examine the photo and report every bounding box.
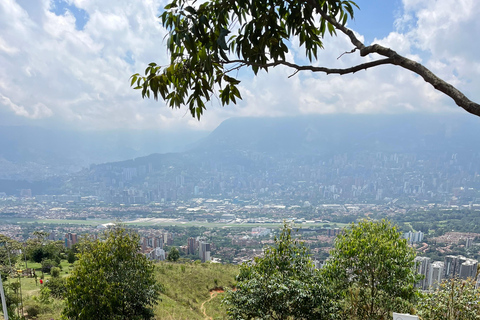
[63,227,162,320]
[2,220,480,320]
[167,246,180,262]
[323,219,420,319]
[155,261,239,319]
[417,277,480,320]
[133,0,480,119]
[224,222,337,320]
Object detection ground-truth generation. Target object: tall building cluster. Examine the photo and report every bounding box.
[414,255,478,290]
[187,237,211,262]
[65,233,78,249]
[142,233,172,260]
[404,231,424,244]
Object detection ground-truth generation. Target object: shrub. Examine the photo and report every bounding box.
[50,267,61,278]
[45,277,67,299]
[25,303,42,318]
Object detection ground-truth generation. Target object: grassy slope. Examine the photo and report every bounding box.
[3,260,239,320]
[154,262,239,320]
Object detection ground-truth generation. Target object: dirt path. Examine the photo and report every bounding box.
[200,289,224,320]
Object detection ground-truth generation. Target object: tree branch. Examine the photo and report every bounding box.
[226,58,394,75]
[311,3,480,117]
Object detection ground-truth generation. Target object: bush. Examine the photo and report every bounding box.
[50,267,61,278]
[67,250,76,264]
[417,278,480,319]
[41,259,58,273]
[25,303,42,318]
[45,277,67,299]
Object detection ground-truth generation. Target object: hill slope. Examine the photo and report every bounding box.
[154,262,239,320]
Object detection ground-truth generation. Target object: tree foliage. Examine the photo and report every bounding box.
[63,226,162,320]
[417,278,480,320]
[167,247,180,262]
[223,223,338,320]
[0,234,20,273]
[133,0,480,119]
[322,219,419,320]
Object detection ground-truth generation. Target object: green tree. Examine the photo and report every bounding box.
[133,0,480,119]
[0,234,20,273]
[63,226,162,320]
[166,247,180,262]
[67,249,76,264]
[223,223,338,320]
[417,277,480,320]
[41,258,58,273]
[26,238,63,264]
[322,219,419,320]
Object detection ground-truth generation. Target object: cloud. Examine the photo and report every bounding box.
[0,93,53,118]
[0,0,478,132]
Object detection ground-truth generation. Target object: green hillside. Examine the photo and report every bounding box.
[154,262,239,320]
[1,261,239,320]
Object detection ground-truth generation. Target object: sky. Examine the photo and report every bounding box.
[0,0,479,133]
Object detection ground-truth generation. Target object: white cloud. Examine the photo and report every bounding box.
[0,0,478,132]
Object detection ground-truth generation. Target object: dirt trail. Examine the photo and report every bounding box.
[200,289,224,320]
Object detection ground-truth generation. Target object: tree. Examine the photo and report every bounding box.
[40,258,58,273]
[322,219,419,320]
[63,226,162,320]
[26,236,63,264]
[132,0,480,119]
[223,223,338,320]
[0,234,20,273]
[417,277,480,320]
[166,247,180,262]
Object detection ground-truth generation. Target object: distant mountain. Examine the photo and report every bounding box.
[192,113,480,155]
[5,113,480,197]
[54,113,480,204]
[0,126,208,180]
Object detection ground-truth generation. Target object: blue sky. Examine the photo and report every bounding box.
[50,0,89,30]
[0,0,479,132]
[352,0,402,42]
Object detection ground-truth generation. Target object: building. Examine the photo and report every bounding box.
[154,236,164,249]
[251,227,271,237]
[444,255,478,279]
[199,241,211,263]
[414,256,431,290]
[429,261,444,290]
[404,231,424,244]
[65,233,78,249]
[465,237,474,249]
[153,248,165,261]
[187,237,196,255]
[459,259,478,280]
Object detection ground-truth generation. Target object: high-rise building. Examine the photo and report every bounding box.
[414,256,431,290]
[459,259,478,280]
[444,255,478,279]
[466,237,474,249]
[154,237,164,249]
[429,261,444,290]
[65,233,78,249]
[187,237,196,255]
[154,248,165,261]
[404,231,424,244]
[142,237,148,253]
[199,241,211,263]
